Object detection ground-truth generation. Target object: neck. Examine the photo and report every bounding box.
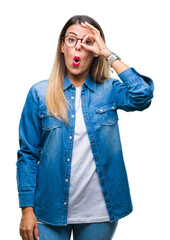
[67,71,89,88]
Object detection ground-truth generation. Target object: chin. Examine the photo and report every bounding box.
[68,68,86,76]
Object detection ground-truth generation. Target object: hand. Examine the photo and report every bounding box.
[20,207,39,240]
[80,21,110,57]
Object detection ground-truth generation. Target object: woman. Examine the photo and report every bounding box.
[16,15,154,240]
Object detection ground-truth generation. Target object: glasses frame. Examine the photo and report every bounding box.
[62,34,92,48]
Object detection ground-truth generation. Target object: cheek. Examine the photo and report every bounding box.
[64,49,71,58]
[85,54,94,65]
[64,50,72,65]
[63,45,72,57]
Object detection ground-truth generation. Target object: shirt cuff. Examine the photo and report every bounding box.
[18,191,35,208]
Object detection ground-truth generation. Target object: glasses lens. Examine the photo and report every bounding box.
[64,35,95,47]
[84,38,94,46]
[65,36,77,47]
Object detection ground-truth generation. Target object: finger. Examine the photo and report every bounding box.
[81,22,95,35]
[80,42,96,53]
[20,228,27,240]
[26,229,34,240]
[81,22,100,34]
[82,34,95,43]
[21,230,28,240]
[81,21,95,29]
[33,223,39,240]
[80,42,92,51]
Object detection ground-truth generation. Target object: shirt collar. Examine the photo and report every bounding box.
[63,73,95,92]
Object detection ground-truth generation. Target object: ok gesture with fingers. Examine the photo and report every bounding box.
[80,21,110,57]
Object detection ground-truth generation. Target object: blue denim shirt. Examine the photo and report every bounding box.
[16,67,154,226]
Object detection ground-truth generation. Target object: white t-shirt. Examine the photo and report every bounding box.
[38,86,110,224]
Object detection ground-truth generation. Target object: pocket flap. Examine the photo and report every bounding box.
[39,109,53,119]
[95,102,118,126]
[95,102,117,114]
[39,108,62,130]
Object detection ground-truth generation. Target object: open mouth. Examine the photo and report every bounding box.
[73,56,81,66]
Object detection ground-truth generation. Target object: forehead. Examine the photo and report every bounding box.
[65,24,92,37]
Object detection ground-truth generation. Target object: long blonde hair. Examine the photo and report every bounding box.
[46,15,111,127]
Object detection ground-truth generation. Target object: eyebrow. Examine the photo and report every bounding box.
[67,32,87,38]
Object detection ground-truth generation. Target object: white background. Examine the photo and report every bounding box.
[1,0,170,239]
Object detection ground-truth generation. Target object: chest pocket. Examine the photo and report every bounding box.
[95,102,118,126]
[39,109,62,130]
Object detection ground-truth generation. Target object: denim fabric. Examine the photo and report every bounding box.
[36,221,118,240]
[16,67,154,226]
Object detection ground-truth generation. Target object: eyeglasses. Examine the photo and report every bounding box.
[62,34,95,48]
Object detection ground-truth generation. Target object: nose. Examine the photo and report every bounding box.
[75,39,82,51]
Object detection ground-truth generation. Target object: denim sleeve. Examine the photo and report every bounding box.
[112,67,154,111]
[16,85,42,208]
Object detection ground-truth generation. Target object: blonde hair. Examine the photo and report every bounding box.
[46,15,111,127]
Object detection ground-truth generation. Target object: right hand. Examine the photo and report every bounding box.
[19,207,39,240]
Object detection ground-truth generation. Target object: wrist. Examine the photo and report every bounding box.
[105,51,121,68]
[102,48,110,58]
[22,207,34,214]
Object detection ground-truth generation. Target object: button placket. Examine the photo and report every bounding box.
[63,89,77,221]
[80,90,113,216]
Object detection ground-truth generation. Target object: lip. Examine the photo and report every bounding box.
[73,56,81,61]
[73,56,81,67]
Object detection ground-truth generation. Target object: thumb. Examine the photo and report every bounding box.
[33,223,39,240]
[80,42,99,55]
[80,43,92,51]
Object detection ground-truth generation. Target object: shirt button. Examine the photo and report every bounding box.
[100,109,103,112]
[69,136,72,139]
[107,199,110,203]
[65,179,68,182]
[72,85,74,88]
[101,178,104,181]
[71,115,74,118]
[91,137,94,140]
[67,158,70,162]
[83,98,85,100]
[41,114,44,117]
[86,116,88,119]
[64,202,67,205]
[71,96,74,99]
[96,158,99,161]
[112,106,115,109]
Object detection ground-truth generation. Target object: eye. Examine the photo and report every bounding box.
[68,37,76,43]
[85,39,94,45]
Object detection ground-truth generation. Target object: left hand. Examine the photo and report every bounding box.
[80,21,109,57]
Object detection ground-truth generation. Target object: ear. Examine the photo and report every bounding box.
[61,40,64,53]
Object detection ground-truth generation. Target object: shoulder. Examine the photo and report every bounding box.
[28,79,48,98]
[30,79,48,92]
[25,79,49,108]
